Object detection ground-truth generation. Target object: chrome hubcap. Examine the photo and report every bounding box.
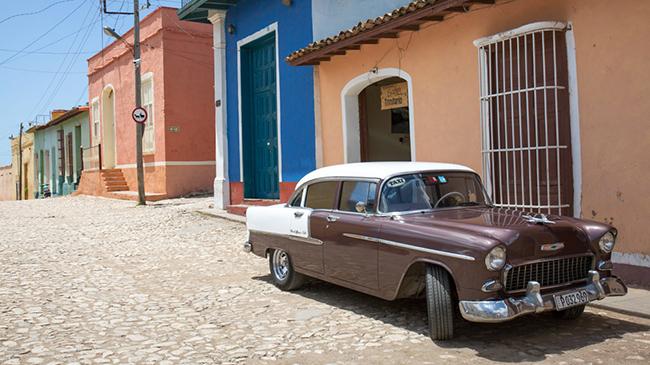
[272,250,290,281]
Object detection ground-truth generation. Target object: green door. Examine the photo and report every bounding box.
[241,33,279,199]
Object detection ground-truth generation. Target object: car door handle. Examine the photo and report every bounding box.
[294,211,304,218]
[326,215,339,223]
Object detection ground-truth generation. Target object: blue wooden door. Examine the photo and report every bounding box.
[241,33,279,199]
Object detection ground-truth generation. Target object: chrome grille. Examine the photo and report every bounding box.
[505,255,593,292]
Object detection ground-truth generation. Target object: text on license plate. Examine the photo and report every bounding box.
[554,290,590,310]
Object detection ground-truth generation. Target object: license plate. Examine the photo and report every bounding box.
[554,290,590,310]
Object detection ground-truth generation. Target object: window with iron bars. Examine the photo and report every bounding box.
[476,23,574,216]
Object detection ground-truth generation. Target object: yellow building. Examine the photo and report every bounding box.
[11,127,36,200]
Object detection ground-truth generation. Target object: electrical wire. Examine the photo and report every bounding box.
[0,0,88,66]
[0,65,87,74]
[27,1,99,118]
[0,0,76,25]
[36,6,100,116]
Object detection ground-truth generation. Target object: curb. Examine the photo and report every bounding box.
[196,209,246,224]
[588,303,650,320]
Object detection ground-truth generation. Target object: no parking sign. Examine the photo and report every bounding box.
[132,107,148,124]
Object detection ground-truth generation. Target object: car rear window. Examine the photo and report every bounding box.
[305,181,338,209]
[338,181,377,213]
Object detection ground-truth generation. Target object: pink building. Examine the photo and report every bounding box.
[78,7,215,200]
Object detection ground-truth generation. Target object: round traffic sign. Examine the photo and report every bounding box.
[132,107,148,124]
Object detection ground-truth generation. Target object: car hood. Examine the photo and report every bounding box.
[397,207,611,263]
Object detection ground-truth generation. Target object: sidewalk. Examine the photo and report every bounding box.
[590,287,650,319]
[196,208,650,320]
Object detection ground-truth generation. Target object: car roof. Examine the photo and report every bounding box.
[296,162,476,188]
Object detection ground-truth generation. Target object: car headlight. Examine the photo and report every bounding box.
[485,246,506,271]
[598,231,616,253]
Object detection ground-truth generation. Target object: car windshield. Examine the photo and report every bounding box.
[379,171,490,213]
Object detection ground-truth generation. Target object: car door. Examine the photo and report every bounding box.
[284,187,324,274]
[322,180,380,290]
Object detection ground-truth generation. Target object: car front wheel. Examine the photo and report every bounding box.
[425,265,455,340]
[269,249,304,291]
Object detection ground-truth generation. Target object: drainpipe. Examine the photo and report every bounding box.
[208,10,230,210]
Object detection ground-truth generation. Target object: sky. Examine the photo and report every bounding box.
[0,0,183,166]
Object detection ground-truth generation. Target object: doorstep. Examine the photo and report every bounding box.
[589,287,650,319]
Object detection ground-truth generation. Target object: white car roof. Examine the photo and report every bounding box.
[296,162,476,188]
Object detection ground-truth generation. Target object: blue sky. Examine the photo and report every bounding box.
[0,0,182,166]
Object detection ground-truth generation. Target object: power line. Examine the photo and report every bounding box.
[36,6,100,116]
[0,0,76,25]
[0,48,96,56]
[0,65,87,74]
[28,1,98,118]
[8,18,103,62]
[0,0,88,66]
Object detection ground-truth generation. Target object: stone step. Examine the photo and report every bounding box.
[106,186,129,192]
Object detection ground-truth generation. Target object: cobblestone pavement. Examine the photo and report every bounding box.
[1,196,649,364]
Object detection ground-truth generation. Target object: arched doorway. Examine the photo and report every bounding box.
[341,68,415,163]
[101,86,116,169]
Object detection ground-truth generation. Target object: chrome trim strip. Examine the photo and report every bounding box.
[287,235,324,246]
[249,230,323,246]
[343,233,475,261]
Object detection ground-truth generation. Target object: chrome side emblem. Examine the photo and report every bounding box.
[523,213,556,225]
[541,242,565,251]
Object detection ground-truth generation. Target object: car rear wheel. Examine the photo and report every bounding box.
[269,249,304,291]
[553,304,586,320]
[425,265,455,340]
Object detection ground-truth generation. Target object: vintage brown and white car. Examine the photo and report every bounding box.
[244,162,627,340]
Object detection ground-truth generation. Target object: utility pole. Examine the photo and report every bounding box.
[133,0,145,205]
[102,0,145,205]
[17,122,23,200]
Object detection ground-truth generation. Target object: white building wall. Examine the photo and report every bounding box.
[311,0,413,41]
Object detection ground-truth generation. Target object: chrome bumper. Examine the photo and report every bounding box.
[459,270,627,323]
[243,241,252,253]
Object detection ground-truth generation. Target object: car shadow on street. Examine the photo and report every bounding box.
[253,274,650,362]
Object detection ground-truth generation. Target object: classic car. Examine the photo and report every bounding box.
[244,162,627,340]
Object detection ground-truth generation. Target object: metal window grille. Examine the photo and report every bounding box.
[57,130,65,176]
[66,133,74,180]
[477,25,573,216]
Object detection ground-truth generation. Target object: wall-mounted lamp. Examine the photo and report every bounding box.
[282,0,292,6]
[227,24,236,34]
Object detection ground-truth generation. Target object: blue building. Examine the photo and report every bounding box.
[178,0,411,211]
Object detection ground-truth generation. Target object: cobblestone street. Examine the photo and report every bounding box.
[1,196,649,364]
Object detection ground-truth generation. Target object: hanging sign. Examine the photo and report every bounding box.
[132,107,148,124]
[380,82,408,110]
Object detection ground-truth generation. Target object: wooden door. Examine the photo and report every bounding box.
[241,33,279,199]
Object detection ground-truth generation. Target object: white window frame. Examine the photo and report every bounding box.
[141,72,155,154]
[474,21,581,217]
[91,97,100,146]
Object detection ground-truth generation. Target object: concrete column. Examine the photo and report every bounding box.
[208,10,230,210]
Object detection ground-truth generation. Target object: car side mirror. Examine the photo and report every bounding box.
[355,201,367,214]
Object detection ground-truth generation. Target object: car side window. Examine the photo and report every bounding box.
[338,181,377,213]
[288,189,303,207]
[305,181,339,210]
